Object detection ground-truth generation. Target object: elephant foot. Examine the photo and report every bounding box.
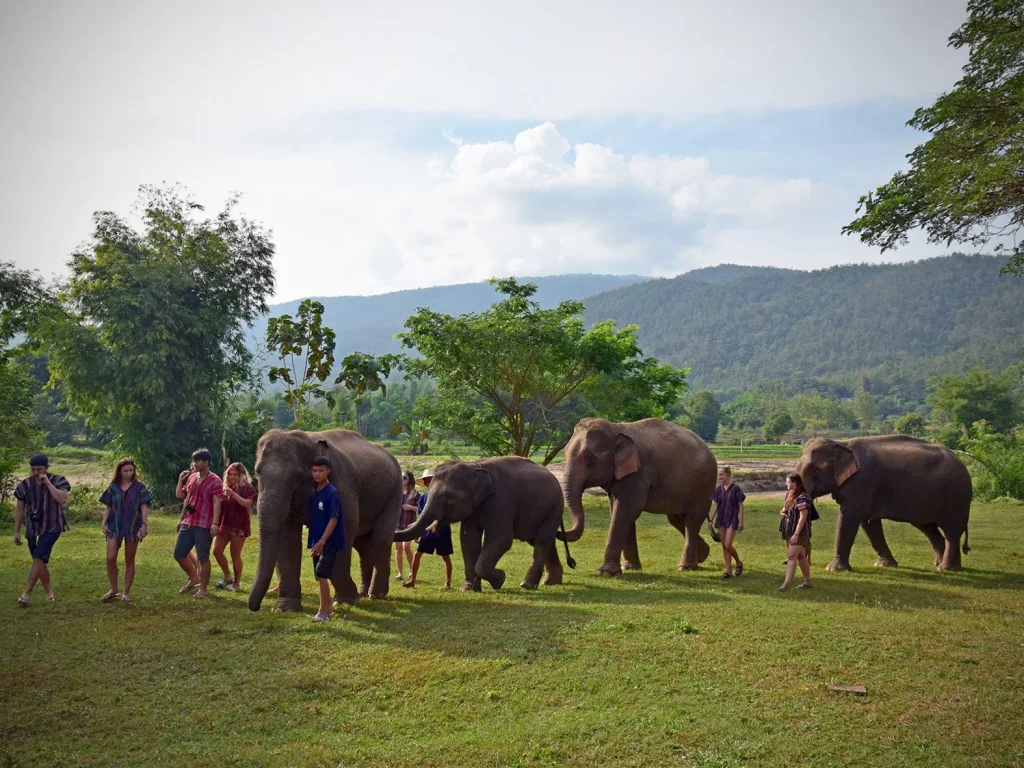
[368,587,389,600]
[333,594,359,607]
[272,596,303,613]
[486,570,506,590]
[357,586,369,598]
[621,561,642,571]
[460,580,482,593]
[874,556,899,568]
[678,559,700,571]
[597,562,622,577]
[939,560,963,572]
[520,580,539,590]
[542,571,564,586]
[826,559,852,572]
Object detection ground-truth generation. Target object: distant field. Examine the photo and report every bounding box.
[2,496,1023,766]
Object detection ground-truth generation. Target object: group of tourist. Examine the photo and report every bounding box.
[10,451,818,610]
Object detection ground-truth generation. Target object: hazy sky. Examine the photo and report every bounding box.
[1,1,969,302]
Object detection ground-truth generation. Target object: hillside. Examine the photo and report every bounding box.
[251,273,645,361]
[582,254,1024,394]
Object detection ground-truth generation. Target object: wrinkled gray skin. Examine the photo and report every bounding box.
[395,457,565,591]
[248,429,402,612]
[561,418,716,576]
[796,435,973,572]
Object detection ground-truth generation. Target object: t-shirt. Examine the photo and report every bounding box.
[416,492,452,541]
[14,473,72,537]
[782,492,815,540]
[307,482,345,550]
[711,483,745,525]
[181,472,223,530]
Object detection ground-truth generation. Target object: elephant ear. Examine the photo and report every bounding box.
[315,438,329,455]
[614,435,640,480]
[834,444,860,487]
[471,466,495,507]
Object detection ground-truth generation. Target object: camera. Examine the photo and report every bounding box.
[28,507,41,523]
[184,503,196,514]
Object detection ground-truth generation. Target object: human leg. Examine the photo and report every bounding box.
[441,554,452,589]
[719,528,732,575]
[104,535,121,599]
[194,528,213,597]
[403,551,423,587]
[228,535,245,589]
[174,527,200,590]
[123,538,139,598]
[394,542,405,580]
[314,577,333,621]
[213,532,232,585]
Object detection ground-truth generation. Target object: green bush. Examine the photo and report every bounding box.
[961,423,1024,501]
[64,484,105,523]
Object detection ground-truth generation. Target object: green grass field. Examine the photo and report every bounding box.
[2,496,1023,767]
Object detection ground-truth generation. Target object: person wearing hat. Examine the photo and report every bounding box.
[12,453,71,607]
[402,468,453,590]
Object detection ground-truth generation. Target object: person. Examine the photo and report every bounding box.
[213,462,257,593]
[12,454,71,607]
[307,456,345,622]
[778,473,814,591]
[402,468,453,590]
[173,448,223,599]
[711,466,745,580]
[99,458,152,602]
[394,470,419,582]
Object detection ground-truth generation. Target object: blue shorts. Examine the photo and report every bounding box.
[173,525,212,563]
[28,531,61,563]
[417,535,454,556]
[312,547,339,580]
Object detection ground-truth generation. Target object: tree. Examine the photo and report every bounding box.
[844,1,1024,275]
[687,391,722,442]
[893,412,927,437]
[399,278,687,464]
[927,367,1019,444]
[266,299,336,424]
[763,411,794,443]
[852,388,879,429]
[37,185,275,496]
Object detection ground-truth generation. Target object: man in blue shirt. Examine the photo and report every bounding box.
[307,456,345,622]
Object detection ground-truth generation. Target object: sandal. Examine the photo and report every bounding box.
[102,591,121,603]
[777,583,790,592]
[795,582,813,590]
[214,578,234,589]
[735,563,744,577]
[121,594,131,602]
[17,595,29,607]
[193,590,207,600]
[312,613,331,623]
[45,594,55,602]
[180,582,199,594]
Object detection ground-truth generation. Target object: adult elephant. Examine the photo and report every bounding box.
[560,418,716,576]
[795,435,972,572]
[248,429,402,612]
[395,457,567,591]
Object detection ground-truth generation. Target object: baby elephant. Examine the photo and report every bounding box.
[394,457,567,591]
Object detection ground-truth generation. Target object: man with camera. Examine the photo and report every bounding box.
[173,448,223,599]
[13,453,71,607]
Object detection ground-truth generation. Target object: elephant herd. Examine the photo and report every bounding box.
[247,419,973,613]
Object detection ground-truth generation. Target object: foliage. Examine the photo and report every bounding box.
[266,299,336,422]
[400,278,687,464]
[843,1,1024,276]
[927,367,1019,447]
[893,412,927,437]
[962,422,1024,500]
[63,483,105,523]
[36,185,275,498]
[335,351,404,398]
[762,411,795,443]
[685,391,722,442]
[219,394,277,473]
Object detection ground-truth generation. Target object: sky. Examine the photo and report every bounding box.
[1,1,970,302]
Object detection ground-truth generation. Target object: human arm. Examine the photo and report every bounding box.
[211,494,223,535]
[311,517,337,557]
[102,506,113,536]
[42,475,70,506]
[175,470,190,500]
[738,502,745,532]
[13,500,24,545]
[737,487,746,532]
[224,486,255,510]
[789,507,809,545]
[139,504,150,538]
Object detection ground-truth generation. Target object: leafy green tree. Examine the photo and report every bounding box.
[763,411,795,443]
[266,299,336,423]
[844,1,1024,275]
[927,368,1019,446]
[894,412,927,437]
[399,278,687,464]
[687,390,722,442]
[962,421,1024,499]
[722,391,767,430]
[37,185,275,496]
[852,387,879,428]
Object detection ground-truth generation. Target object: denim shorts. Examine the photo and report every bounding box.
[28,531,61,563]
[312,547,338,580]
[173,525,212,563]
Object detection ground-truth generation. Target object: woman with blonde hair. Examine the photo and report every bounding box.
[100,458,152,602]
[213,462,257,592]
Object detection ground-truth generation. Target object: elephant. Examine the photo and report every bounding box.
[560,417,716,576]
[394,457,567,591]
[795,435,972,572]
[248,429,402,612]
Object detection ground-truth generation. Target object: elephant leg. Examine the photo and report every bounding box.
[331,544,359,606]
[476,531,513,590]
[274,518,304,613]
[366,521,396,600]
[913,522,946,567]
[669,510,709,570]
[938,525,965,571]
[542,540,564,586]
[521,542,547,589]
[599,497,642,577]
[827,507,862,572]
[459,522,483,592]
[861,518,898,568]
[621,521,642,571]
[353,535,374,598]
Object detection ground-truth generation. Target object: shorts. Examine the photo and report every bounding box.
[28,531,61,564]
[312,546,339,580]
[715,512,740,531]
[787,535,811,550]
[173,525,212,563]
[417,536,454,556]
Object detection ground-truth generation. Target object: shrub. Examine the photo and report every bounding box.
[64,484,105,523]
[961,423,1024,501]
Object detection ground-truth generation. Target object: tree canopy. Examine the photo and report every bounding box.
[843,0,1024,275]
[399,278,687,464]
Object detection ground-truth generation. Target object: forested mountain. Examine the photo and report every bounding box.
[251,273,645,360]
[582,254,1024,403]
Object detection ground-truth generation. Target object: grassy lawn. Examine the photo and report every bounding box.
[2,496,1023,767]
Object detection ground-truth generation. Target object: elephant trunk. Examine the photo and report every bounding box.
[248,489,284,612]
[393,503,436,543]
[560,463,586,543]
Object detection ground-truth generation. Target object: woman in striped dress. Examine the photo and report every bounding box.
[394,471,420,582]
[100,458,152,602]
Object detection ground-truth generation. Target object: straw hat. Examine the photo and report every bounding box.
[417,468,435,485]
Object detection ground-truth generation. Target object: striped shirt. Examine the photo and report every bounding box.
[782,492,814,540]
[14,473,71,537]
[181,472,223,530]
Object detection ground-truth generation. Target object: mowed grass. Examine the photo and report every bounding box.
[2,498,1024,767]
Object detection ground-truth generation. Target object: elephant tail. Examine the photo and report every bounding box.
[962,526,971,555]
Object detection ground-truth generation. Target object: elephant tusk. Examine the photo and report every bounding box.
[426,520,440,533]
